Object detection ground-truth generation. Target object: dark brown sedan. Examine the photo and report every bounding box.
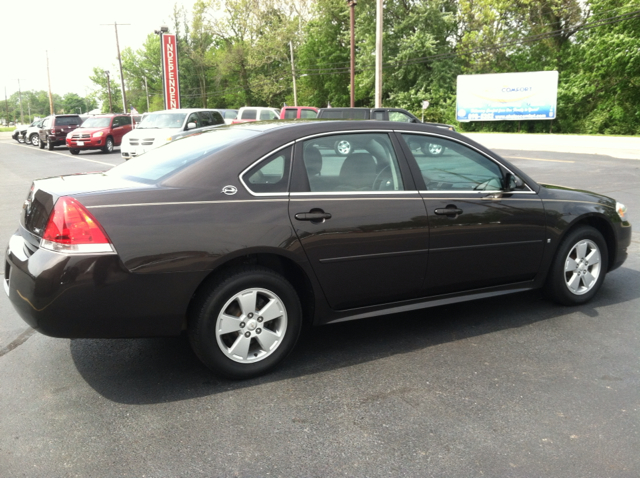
[4,121,632,379]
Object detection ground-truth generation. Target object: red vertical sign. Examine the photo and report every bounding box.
[161,34,181,109]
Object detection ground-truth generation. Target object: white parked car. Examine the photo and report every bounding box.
[232,107,281,123]
[24,119,46,146]
[120,109,224,159]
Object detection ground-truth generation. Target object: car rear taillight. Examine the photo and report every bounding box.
[41,197,115,254]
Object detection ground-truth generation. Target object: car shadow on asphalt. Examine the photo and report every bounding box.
[70,265,640,404]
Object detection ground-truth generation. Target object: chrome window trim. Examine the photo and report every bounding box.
[87,199,289,209]
[418,190,537,195]
[394,130,535,193]
[291,197,424,201]
[238,141,295,197]
[290,191,418,197]
[293,129,391,143]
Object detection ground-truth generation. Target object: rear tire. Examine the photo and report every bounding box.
[29,134,39,147]
[545,226,608,305]
[38,137,45,149]
[47,140,54,150]
[189,266,303,379]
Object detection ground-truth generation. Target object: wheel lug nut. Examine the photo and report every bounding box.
[240,322,245,328]
[245,332,251,338]
[256,328,261,334]
[248,313,254,318]
[257,316,263,322]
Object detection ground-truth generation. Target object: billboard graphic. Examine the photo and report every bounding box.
[161,34,181,109]
[456,71,558,122]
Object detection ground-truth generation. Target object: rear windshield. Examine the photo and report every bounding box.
[106,128,260,183]
[56,116,82,125]
[136,112,187,129]
[82,117,111,128]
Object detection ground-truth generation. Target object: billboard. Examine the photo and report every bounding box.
[456,71,558,122]
[161,34,181,109]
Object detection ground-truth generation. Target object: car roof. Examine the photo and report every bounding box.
[147,108,217,114]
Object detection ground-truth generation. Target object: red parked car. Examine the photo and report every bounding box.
[280,106,318,119]
[66,114,133,154]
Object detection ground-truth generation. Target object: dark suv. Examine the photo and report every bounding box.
[316,107,422,122]
[38,115,83,150]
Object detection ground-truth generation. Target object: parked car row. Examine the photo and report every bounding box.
[12,106,447,159]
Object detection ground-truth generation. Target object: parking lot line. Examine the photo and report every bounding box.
[504,155,575,163]
[6,142,117,167]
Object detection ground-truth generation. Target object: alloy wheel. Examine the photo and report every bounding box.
[564,239,602,295]
[215,288,288,363]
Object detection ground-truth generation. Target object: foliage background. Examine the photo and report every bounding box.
[3,0,639,134]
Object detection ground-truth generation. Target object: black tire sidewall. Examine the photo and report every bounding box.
[102,138,113,153]
[190,267,303,379]
[546,226,608,305]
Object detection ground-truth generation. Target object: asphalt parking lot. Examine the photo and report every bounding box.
[0,133,639,477]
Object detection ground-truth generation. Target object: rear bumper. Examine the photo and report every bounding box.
[4,231,206,338]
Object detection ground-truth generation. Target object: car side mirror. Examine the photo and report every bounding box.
[411,118,420,123]
[186,122,197,130]
[505,173,524,191]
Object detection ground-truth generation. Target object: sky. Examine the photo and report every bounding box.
[3,0,197,102]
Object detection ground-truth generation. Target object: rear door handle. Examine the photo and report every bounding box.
[434,207,463,216]
[295,212,332,221]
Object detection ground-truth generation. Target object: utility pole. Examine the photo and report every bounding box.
[374,0,383,108]
[289,42,298,107]
[101,22,130,113]
[154,25,169,109]
[16,79,25,124]
[46,51,54,114]
[105,71,113,113]
[4,87,9,125]
[347,0,357,108]
[143,76,150,111]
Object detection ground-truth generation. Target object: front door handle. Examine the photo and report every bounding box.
[434,206,463,216]
[295,211,332,221]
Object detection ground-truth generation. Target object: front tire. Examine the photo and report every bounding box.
[69,149,80,155]
[102,137,114,154]
[545,226,608,305]
[189,266,303,379]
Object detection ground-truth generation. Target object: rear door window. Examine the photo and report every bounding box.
[259,109,278,120]
[198,111,214,126]
[389,111,413,122]
[300,133,404,192]
[242,109,257,120]
[300,109,317,119]
[284,109,297,119]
